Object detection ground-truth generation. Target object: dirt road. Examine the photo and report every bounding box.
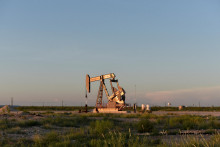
[152,111,220,116]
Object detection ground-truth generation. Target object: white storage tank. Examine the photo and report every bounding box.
[146,104,150,111]
[141,104,145,111]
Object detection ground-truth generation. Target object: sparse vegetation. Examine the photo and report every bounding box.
[17,106,95,111]
[90,119,114,134]
[42,116,89,127]
[1,108,220,146]
[151,106,220,111]
[16,106,220,112]
[137,118,154,133]
[17,120,42,127]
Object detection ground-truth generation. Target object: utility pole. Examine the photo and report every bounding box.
[135,84,136,104]
[11,97,13,106]
[62,100,63,107]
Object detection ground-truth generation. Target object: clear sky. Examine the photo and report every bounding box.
[0,0,220,106]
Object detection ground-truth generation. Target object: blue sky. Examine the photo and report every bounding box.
[0,0,220,106]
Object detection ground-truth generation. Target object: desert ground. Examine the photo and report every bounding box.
[1,106,220,146]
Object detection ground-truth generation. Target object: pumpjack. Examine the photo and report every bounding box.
[86,73,126,111]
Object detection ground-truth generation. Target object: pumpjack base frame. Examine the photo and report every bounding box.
[92,108,128,114]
